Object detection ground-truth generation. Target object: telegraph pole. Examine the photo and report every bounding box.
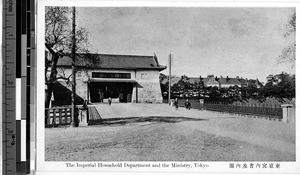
[168,54,172,105]
[70,7,77,127]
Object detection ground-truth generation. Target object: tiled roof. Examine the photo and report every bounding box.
[248,79,263,87]
[238,78,248,87]
[56,54,167,71]
[218,78,241,85]
[204,77,219,85]
[202,78,210,84]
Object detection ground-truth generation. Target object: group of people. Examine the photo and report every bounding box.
[173,98,191,110]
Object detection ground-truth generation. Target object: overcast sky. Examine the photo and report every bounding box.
[76,7,295,82]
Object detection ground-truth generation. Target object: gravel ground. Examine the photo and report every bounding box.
[45,104,295,161]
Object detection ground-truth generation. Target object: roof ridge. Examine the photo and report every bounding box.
[57,53,166,71]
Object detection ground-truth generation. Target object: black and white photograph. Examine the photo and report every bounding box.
[37,0,298,173]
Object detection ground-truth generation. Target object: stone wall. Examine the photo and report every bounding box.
[133,70,163,103]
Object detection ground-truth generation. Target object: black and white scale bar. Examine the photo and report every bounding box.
[28,0,35,173]
[16,0,28,173]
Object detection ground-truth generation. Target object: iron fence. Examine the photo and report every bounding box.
[202,101,283,119]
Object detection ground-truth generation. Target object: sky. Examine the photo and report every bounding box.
[75,7,295,83]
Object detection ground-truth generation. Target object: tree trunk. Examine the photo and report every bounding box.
[45,83,53,108]
[45,53,59,108]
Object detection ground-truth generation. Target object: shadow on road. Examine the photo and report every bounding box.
[98,116,207,126]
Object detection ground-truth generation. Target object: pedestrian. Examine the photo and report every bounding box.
[199,99,204,110]
[119,92,123,103]
[174,98,178,110]
[108,97,112,105]
[185,99,191,110]
[98,89,103,102]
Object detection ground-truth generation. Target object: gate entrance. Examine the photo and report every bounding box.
[89,82,133,103]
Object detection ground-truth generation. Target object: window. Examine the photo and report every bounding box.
[92,72,131,79]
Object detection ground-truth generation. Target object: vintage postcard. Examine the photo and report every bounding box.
[36,0,299,174]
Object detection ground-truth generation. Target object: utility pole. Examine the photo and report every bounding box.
[70,7,77,127]
[168,54,172,105]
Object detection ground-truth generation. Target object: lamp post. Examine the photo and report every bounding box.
[168,54,172,105]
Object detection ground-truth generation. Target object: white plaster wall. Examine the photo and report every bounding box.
[135,70,159,82]
[56,68,136,102]
[205,83,219,87]
[219,84,242,88]
[55,68,89,101]
[55,68,163,103]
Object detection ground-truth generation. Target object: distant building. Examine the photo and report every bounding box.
[238,78,248,87]
[247,79,263,88]
[49,53,166,105]
[217,76,241,88]
[161,76,181,86]
[182,77,201,84]
[239,78,263,88]
[266,74,274,82]
[266,74,281,85]
[159,73,263,90]
[203,75,220,87]
[181,75,261,89]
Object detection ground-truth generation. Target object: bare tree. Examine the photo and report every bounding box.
[45,6,90,108]
[278,12,296,68]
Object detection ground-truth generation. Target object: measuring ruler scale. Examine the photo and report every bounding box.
[2,0,35,174]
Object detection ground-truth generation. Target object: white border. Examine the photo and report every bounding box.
[36,0,300,174]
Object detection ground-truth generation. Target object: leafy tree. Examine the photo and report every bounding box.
[45,7,90,108]
[171,75,189,92]
[159,73,168,96]
[171,83,180,92]
[262,72,295,99]
[207,86,221,99]
[160,82,169,97]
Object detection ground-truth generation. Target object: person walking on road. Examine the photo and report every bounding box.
[108,97,112,105]
[174,98,179,110]
[98,89,103,102]
[185,99,191,110]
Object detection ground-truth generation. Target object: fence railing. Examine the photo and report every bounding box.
[201,102,283,119]
[45,107,72,127]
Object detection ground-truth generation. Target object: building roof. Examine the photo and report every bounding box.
[182,77,201,84]
[218,77,241,85]
[248,79,263,88]
[238,78,248,87]
[204,77,219,85]
[161,76,181,86]
[56,54,167,71]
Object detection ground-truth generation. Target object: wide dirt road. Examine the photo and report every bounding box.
[45,103,295,161]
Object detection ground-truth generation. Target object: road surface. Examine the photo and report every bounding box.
[45,103,295,161]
